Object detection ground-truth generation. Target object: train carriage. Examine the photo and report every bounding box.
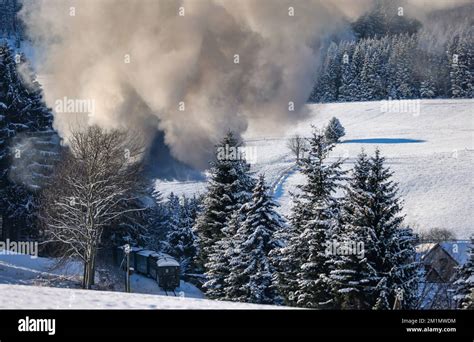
[156,253,180,290]
[115,245,180,291]
[148,252,161,280]
[135,250,155,274]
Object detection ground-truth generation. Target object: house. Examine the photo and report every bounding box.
[416,240,471,309]
[417,241,470,283]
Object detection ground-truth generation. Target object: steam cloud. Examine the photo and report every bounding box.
[19,0,469,169]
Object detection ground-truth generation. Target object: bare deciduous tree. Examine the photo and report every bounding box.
[287,134,308,164]
[40,126,146,289]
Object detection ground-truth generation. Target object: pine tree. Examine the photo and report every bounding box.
[163,195,198,275]
[316,43,341,102]
[453,237,473,309]
[0,43,57,240]
[203,211,241,299]
[195,131,254,295]
[388,35,417,99]
[449,35,473,98]
[359,40,384,101]
[331,149,419,310]
[324,117,345,144]
[162,192,180,250]
[106,196,152,249]
[330,150,377,309]
[0,1,23,40]
[337,42,356,102]
[346,42,365,101]
[274,128,346,308]
[225,174,285,304]
[138,187,168,251]
[420,79,436,99]
[194,132,254,266]
[361,149,419,309]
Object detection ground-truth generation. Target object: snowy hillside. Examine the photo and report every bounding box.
[0,284,280,309]
[157,99,473,238]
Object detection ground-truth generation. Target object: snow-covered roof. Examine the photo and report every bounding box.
[136,250,155,257]
[416,243,436,256]
[156,255,180,267]
[117,245,143,253]
[439,241,471,265]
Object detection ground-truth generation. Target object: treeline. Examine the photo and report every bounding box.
[310,20,473,102]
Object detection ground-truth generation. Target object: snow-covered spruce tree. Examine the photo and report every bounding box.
[449,35,473,99]
[274,128,346,308]
[420,79,436,99]
[194,132,254,266]
[163,194,198,275]
[107,197,153,249]
[161,192,180,252]
[195,131,254,296]
[0,43,57,240]
[359,41,385,101]
[351,149,419,309]
[144,187,169,251]
[324,117,345,144]
[329,150,377,309]
[205,210,241,299]
[178,195,200,274]
[453,236,473,309]
[388,35,418,99]
[345,41,365,101]
[104,186,163,253]
[337,42,357,102]
[314,43,341,102]
[225,174,285,304]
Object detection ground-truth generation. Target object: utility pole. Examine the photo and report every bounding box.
[124,244,131,293]
[393,287,404,310]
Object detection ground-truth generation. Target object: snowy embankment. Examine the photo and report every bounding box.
[0,284,280,309]
[157,99,473,238]
[0,252,204,304]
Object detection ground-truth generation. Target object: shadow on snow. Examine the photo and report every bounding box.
[342,138,426,144]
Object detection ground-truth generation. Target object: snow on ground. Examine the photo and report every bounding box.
[0,284,279,309]
[0,252,82,288]
[156,99,474,238]
[154,179,207,199]
[129,274,204,299]
[0,252,204,300]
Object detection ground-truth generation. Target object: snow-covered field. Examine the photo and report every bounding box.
[0,284,279,309]
[157,99,474,238]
